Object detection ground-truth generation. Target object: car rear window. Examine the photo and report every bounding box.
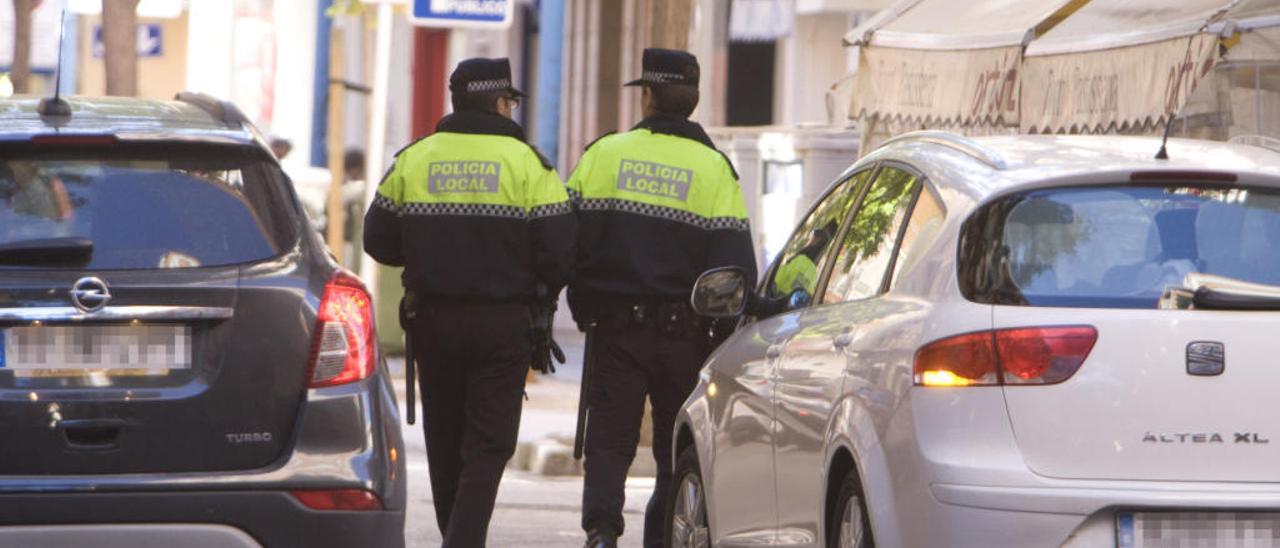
[960,184,1280,308]
[0,145,297,270]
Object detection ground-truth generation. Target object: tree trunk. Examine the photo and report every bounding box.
[11,0,33,94]
[102,0,140,96]
[648,0,692,50]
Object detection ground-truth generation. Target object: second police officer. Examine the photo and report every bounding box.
[567,48,758,548]
[363,58,576,548]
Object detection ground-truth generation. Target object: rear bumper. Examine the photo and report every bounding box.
[901,481,1280,548]
[0,491,405,548]
[0,524,263,548]
[882,390,1280,547]
[932,482,1280,514]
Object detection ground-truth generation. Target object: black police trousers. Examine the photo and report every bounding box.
[581,315,709,547]
[411,302,530,548]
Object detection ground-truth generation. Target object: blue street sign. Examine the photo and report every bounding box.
[411,0,513,29]
[92,24,164,59]
[138,25,163,57]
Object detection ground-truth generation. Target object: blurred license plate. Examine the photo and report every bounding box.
[1118,512,1280,548]
[0,325,191,376]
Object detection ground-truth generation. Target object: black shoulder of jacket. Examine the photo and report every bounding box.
[583,131,617,153]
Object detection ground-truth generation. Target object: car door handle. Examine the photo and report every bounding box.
[833,333,853,349]
[766,345,783,359]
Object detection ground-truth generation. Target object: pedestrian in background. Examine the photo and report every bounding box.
[363,57,576,548]
[566,48,757,548]
[269,136,292,161]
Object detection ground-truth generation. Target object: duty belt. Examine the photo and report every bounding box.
[598,300,697,333]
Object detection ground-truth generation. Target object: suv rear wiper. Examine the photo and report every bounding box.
[1161,273,1280,311]
[0,237,94,267]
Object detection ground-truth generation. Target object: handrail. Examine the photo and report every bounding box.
[879,131,1008,170]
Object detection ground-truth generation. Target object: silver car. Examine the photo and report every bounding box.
[669,132,1280,548]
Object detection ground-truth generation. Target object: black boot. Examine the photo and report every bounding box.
[584,528,618,548]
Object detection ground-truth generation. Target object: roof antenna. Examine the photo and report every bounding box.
[37,9,71,117]
[1154,113,1176,160]
[1155,35,1200,161]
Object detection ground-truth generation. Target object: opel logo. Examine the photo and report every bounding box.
[70,277,111,313]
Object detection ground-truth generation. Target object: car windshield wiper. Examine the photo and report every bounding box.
[0,237,94,267]
[1161,272,1280,311]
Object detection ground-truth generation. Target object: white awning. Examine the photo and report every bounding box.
[846,0,1079,128]
[1021,32,1221,133]
[1024,0,1239,56]
[846,0,1078,50]
[1020,0,1276,134]
[852,45,1023,127]
[847,0,1280,139]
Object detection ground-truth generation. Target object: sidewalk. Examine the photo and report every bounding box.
[388,328,657,477]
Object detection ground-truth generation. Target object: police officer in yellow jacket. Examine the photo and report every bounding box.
[567,49,757,548]
[363,58,576,548]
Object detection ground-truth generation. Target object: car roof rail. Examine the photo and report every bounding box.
[880,131,1008,170]
[174,91,248,129]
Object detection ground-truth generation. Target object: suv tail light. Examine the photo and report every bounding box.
[308,272,375,388]
[291,489,384,511]
[914,326,1097,387]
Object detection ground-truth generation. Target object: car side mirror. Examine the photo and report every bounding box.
[787,289,812,309]
[691,267,748,318]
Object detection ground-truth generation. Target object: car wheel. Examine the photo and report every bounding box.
[667,445,711,548]
[828,468,874,548]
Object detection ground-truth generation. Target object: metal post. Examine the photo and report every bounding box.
[311,0,334,168]
[535,0,566,167]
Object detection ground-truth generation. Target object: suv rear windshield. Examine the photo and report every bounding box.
[0,145,297,270]
[960,184,1280,308]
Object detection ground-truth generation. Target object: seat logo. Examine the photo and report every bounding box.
[1186,341,1225,376]
[70,277,111,313]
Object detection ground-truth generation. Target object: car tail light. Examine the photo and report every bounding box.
[913,331,998,386]
[914,326,1097,387]
[996,326,1097,385]
[308,272,375,388]
[291,489,384,511]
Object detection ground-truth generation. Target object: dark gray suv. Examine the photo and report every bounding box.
[0,93,405,548]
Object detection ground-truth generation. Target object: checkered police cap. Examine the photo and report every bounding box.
[624,48,700,87]
[450,58,526,98]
